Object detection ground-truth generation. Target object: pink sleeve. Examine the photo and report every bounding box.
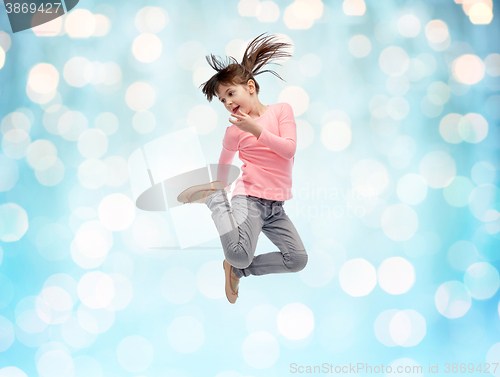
[217,127,238,186]
[256,103,297,160]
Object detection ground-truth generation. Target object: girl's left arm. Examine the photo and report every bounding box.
[256,103,296,160]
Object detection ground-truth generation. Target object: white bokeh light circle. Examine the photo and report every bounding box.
[0,367,27,377]
[238,0,259,17]
[278,86,309,116]
[419,151,456,188]
[187,105,217,135]
[256,1,280,22]
[177,41,207,71]
[116,335,154,372]
[74,220,113,259]
[387,96,410,120]
[28,63,59,94]
[439,113,463,143]
[94,112,119,135]
[0,202,29,242]
[132,111,156,134]
[339,258,376,297]
[351,159,389,197]
[299,53,322,77]
[463,262,500,299]
[102,252,134,278]
[77,303,115,334]
[40,286,73,324]
[246,304,279,336]
[321,121,351,151]
[398,14,421,37]
[37,350,74,377]
[135,6,168,34]
[73,355,103,377]
[77,129,108,159]
[343,0,366,16]
[125,82,156,111]
[242,331,280,369]
[485,53,500,76]
[348,35,371,58]
[468,184,500,222]
[78,271,115,309]
[386,75,410,96]
[425,19,449,43]
[375,309,427,348]
[427,81,450,105]
[98,193,135,231]
[92,14,111,37]
[161,267,197,304]
[387,358,423,376]
[65,9,96,38]
[58,111,88,141]
[381,204,418,242]
[167,316,204,353]
[396,174,428,205]
[452,54,485,85]
[61,314,97,349]
[132,33,162,63]
[103,156,129,187]
[298,239,346,287]
[377,257,415,294]
[447,240,479,271]
[458,113,488,143]
[131,213,172,250]
[1,129,31,159]
[443,176,475,208]
[296,119,314,150]
[435,281,472,319]
[471,160,496,185]
[26,139,57,171]
[77,158,108,189]
[374,309,400,347]
[0,154,18,192]
[64,57,93,87]
[392,309,426,347]
[0,316,15,352]
[108,273,133,311]
[283,1,316,30]
[486,343,500,376]
[379,46,410,76]
[277,303,314,340]
[34,157,65,187]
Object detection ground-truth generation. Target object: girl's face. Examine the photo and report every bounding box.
[216,82,252,115]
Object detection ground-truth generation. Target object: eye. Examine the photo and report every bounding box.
[229,92,233,96]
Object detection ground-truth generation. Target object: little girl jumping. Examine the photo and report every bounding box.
[177,33,308,304]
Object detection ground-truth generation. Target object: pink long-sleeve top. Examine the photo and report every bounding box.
[217,102,297,201]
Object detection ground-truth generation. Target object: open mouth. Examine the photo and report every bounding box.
[232,106,240,114]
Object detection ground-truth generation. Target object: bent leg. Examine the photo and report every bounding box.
[235,204,308,278]
[205,190,264,270]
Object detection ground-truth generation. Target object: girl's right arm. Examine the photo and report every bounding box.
[217,127,238,187]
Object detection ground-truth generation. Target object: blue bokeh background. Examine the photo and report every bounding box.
[0,0,500,376]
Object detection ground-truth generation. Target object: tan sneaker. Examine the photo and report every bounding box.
[223,259,239,304]
[177,180,224,204]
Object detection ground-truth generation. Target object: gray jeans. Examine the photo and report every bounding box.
[204,189,308,279]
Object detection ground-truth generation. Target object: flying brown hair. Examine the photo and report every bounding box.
[199,32,293,102]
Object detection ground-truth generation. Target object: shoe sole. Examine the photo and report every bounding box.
[177,181,224,204]
[223,260,239,304]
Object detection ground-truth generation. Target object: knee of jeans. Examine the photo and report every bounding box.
[286,250,308,272]
[225,247,252,269]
